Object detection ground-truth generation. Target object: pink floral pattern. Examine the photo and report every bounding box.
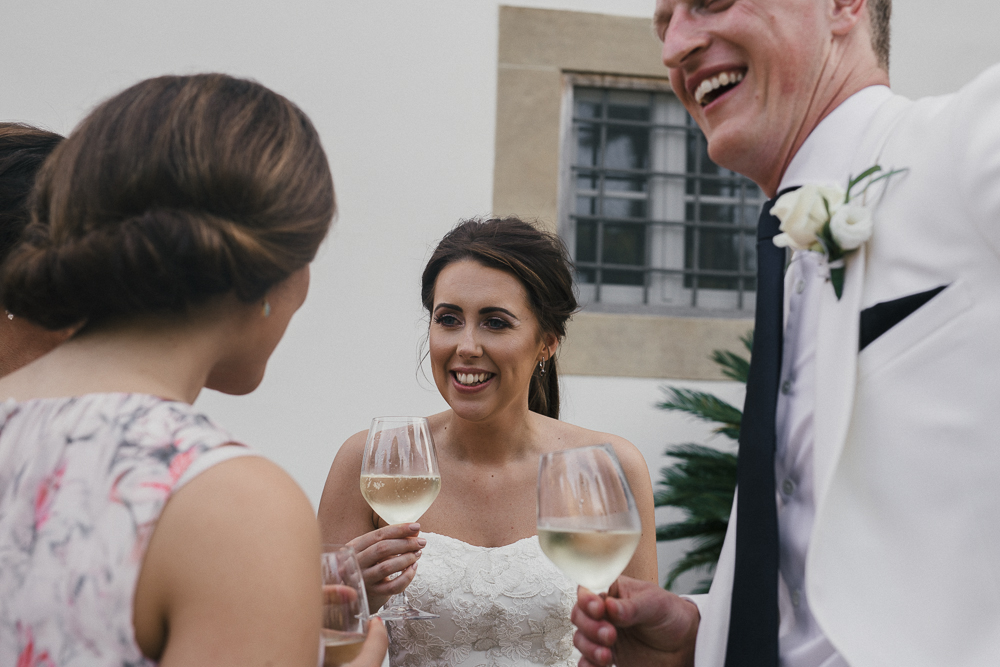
[0,393,242,666]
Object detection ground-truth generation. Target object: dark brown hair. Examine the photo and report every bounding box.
[870,0,891,71]
[0,123,63,268]
[421,217,577,419]
[1,74,335,330]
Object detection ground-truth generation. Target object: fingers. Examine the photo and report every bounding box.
[323,584,359,605]
[574,629,615,667]
[348,523,421,554]
[366,561,418,597]
[348,618,388,667]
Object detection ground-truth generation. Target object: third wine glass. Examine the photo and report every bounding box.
[537,443,642,594]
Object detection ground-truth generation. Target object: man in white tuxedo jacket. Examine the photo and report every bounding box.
[571,1,1000,666]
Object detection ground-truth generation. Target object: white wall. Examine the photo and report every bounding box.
[4,0,1000,591]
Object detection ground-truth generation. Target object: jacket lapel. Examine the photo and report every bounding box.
[812,244,865,508]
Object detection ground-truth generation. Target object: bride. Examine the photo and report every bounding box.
[318,217,657,666]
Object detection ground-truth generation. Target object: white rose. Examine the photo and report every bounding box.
[770,184,845,251]
[829,203,873,250]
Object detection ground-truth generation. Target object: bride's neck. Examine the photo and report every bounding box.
[441,406,542,465]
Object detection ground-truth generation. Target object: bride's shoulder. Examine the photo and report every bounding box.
[536,417,646,471]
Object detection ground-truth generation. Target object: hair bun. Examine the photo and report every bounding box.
[0,73,334,330]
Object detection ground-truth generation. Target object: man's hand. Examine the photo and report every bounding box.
[571,576,699,667]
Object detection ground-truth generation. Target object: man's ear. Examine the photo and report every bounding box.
[829,0,867,36]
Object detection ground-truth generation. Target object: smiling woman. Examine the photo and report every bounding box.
[318,217,659,667]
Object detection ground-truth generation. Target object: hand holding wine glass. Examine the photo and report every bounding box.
[537,444,643,595]
[360,416,441,621]
[321,545,376,666]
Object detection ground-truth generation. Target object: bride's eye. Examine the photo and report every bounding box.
[434,313,461,327]
[484,317,511,330]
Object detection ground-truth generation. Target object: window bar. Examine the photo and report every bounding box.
[642,91,654,306]
[690,125,702,308]
[737,178,747,310]
[594,89,610,303]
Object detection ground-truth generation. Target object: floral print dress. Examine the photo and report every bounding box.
[0,393,256,666]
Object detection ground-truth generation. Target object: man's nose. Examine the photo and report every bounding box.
[661,8,710,69]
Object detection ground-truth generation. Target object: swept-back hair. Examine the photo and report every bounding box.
[1,73,335,330]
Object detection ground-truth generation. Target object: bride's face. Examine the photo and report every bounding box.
[429,260,553,423]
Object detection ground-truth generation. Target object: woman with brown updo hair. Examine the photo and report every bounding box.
[319,217,657,667]
[0,75,385,666]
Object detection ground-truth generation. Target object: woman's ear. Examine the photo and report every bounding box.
[540,333,559,361]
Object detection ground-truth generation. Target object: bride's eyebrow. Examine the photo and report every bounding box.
[480,307,518,319]
[434,303,462,313]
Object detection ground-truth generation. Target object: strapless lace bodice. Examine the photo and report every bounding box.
[387,532,579,667]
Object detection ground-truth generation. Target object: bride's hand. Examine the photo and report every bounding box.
[348,523,425,612]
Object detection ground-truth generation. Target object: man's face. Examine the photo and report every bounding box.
[655,0,834,191]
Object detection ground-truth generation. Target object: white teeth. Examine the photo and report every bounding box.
[693,70,745,105]
[456,372,490,386]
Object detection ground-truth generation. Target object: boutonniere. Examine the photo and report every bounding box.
[771,165,906,299]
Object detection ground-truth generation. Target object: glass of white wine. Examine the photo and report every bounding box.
[321,545,370,666]
[537,444,642,594]
[360,416,441,621]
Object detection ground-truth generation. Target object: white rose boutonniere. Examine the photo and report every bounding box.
[771,165,905,299]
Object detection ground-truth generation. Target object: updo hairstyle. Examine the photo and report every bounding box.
[1,74,335,330]
[0,123,63,268]
[421,217,577,420]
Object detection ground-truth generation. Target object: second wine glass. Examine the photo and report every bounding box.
[537,443,642,594]
[360,416,441,621]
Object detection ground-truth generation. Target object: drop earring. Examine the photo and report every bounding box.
[538,359,547,377]
[262,300,271,318]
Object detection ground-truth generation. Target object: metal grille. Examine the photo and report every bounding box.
[569,86,765,313]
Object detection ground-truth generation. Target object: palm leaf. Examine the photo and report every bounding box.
[657,389,741,441]
[654,332,750,591]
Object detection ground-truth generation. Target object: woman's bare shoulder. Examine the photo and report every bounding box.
[535,416,648,473]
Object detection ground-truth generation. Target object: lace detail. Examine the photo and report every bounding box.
[387,532,579,667]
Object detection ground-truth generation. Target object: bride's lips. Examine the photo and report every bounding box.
[449,369,496,393]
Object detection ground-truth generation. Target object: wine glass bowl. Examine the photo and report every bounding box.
[537,444,642,594]
[360,416,441,621]
[321,545,370,666]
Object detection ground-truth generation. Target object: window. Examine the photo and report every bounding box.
[564,79,764,315]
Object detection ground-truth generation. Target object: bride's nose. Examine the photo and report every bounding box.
[456,326,482,358]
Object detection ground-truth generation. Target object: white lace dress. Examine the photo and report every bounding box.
[387,532,579,667]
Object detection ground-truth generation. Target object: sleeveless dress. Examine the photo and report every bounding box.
[0,393,256,666]
[387,532,580,667]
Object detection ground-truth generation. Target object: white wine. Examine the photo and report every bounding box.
[322,628,366,666]
[538,527,642,593]
[360,474,441,524]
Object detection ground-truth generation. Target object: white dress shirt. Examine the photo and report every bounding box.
[773,85,894,667]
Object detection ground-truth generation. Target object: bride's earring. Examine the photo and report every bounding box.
[537,359,547,377]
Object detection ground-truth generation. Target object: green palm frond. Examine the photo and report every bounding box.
[655,333,750,592]
[657,389,741,441]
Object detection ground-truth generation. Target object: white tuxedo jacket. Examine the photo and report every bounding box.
[692,65,1000,667]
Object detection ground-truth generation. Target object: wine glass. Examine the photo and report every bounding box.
[537,444,642,594]
[321,545,370,666]
[360,416,441,621]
